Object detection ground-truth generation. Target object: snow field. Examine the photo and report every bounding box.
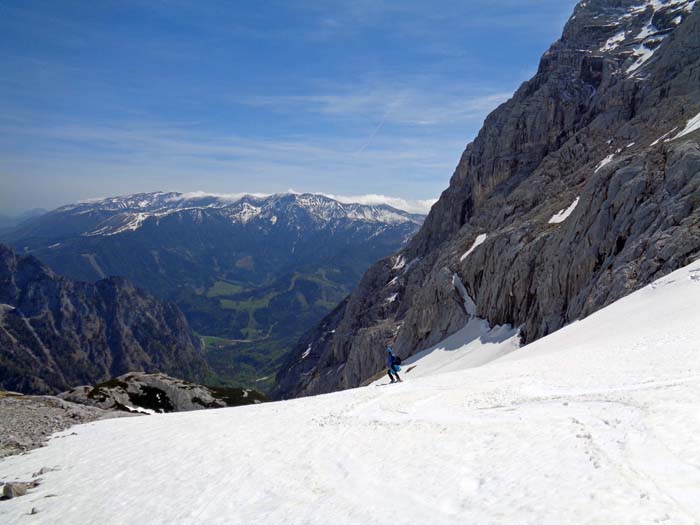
[1,261,700,524]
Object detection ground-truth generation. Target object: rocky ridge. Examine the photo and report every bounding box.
[275,0,700,398]
[59,372,266,413]
[0,244,209,394]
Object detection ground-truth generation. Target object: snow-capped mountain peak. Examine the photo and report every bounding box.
[50,192,425,237]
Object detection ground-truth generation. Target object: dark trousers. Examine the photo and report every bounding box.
[387,367,400,381]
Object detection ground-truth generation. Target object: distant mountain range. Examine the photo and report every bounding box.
[0,244,208,394]
[1,192,425,390]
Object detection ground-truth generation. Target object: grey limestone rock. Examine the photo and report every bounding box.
[0,244,209,394]
[59,372,267,413]
[275,0,700,398]
[3,482,32,499]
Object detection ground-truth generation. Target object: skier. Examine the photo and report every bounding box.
[386,346,402,383]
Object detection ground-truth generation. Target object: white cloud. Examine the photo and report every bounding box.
[170,191,272,202]
[319,193,437,214]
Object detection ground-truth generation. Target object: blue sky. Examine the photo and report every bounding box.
[0,0,578,214]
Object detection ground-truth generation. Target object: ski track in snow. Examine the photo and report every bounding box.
[1,262,700,524]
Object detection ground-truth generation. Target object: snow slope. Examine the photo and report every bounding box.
[2,261,700,524]
[392,317,520,380]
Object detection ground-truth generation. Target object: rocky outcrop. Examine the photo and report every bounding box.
[1,480,41,500]
[60,372,267,413]
[0,390,132,459]
[0,244,209,394]
[275,0,700,398]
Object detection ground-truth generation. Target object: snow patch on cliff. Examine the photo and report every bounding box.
[671,111,700,140]
[459,234,488,262]
[549,197,580,224]
[595,154,615,173]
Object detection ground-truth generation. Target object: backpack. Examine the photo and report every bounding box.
[393,355,402,366]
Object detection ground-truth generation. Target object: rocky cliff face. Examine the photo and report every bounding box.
[275,0,700,398]
[0,244,209,394]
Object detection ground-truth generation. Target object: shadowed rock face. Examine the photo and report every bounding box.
[0,244,209,394]
[275,0,700,399]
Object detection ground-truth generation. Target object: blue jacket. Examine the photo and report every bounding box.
[386,347,399,371]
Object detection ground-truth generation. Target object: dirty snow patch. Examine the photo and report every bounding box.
[595,154,615,173]
[385,293,398,303]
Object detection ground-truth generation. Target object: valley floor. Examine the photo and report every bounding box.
[1,262,699,524]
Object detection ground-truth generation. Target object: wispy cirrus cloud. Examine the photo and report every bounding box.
[0,0,579,213]
[0,115,458,212]
[239,87,512,127]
